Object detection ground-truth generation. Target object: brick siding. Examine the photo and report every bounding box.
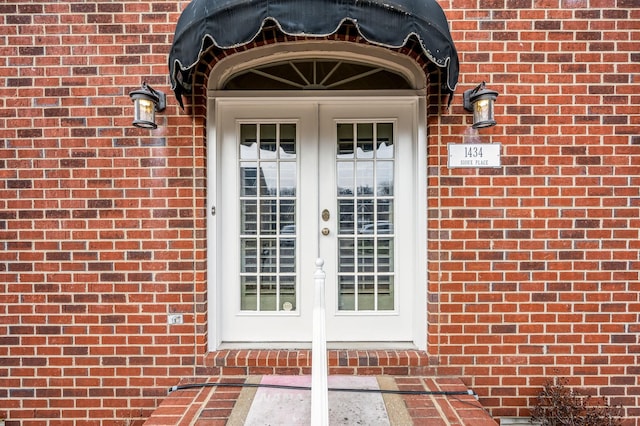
[0,0,638,425]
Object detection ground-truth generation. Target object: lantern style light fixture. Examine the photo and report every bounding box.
[463,81,498,129]
[129,82,166,129]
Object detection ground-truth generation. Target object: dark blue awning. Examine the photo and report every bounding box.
[168,0,459,102]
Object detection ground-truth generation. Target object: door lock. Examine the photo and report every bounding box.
[321,228,330,236]
[321,209,330,221]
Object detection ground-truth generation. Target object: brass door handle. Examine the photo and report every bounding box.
[321,228,330,236]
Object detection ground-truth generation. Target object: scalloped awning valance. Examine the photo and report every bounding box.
[168,0,459,102]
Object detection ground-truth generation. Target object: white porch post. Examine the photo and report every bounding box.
[311,258,329,425]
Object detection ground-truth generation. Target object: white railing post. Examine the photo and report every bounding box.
[311,258,329,426]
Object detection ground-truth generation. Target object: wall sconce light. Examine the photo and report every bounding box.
[463,82,498,129]
[129,82,166,129]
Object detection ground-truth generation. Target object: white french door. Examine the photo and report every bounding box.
[210,97,424,348]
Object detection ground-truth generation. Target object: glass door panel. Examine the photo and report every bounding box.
[239,122,298,312]
[336,122,395,312]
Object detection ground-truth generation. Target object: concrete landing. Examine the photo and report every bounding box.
[239,376,390,425]
[144,375,498,425]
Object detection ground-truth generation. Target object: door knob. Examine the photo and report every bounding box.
[321,228,330,236]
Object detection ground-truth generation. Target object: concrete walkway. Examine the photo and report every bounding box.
[144,375,498,425]
[239,376,390,425]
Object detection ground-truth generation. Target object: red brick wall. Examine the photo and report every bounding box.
[1,2,206,424]
[432,0,639,422]
[0,0,638,425]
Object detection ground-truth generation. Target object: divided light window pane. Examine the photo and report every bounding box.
[337,122,395,312]
[239,123,297,312]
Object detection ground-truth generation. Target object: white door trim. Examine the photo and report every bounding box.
[207,96,427,351]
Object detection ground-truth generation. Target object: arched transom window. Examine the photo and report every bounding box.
[223,59,412,90]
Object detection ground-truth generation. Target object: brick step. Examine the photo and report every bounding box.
[144,375,498,425]
[202,349,437,376]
